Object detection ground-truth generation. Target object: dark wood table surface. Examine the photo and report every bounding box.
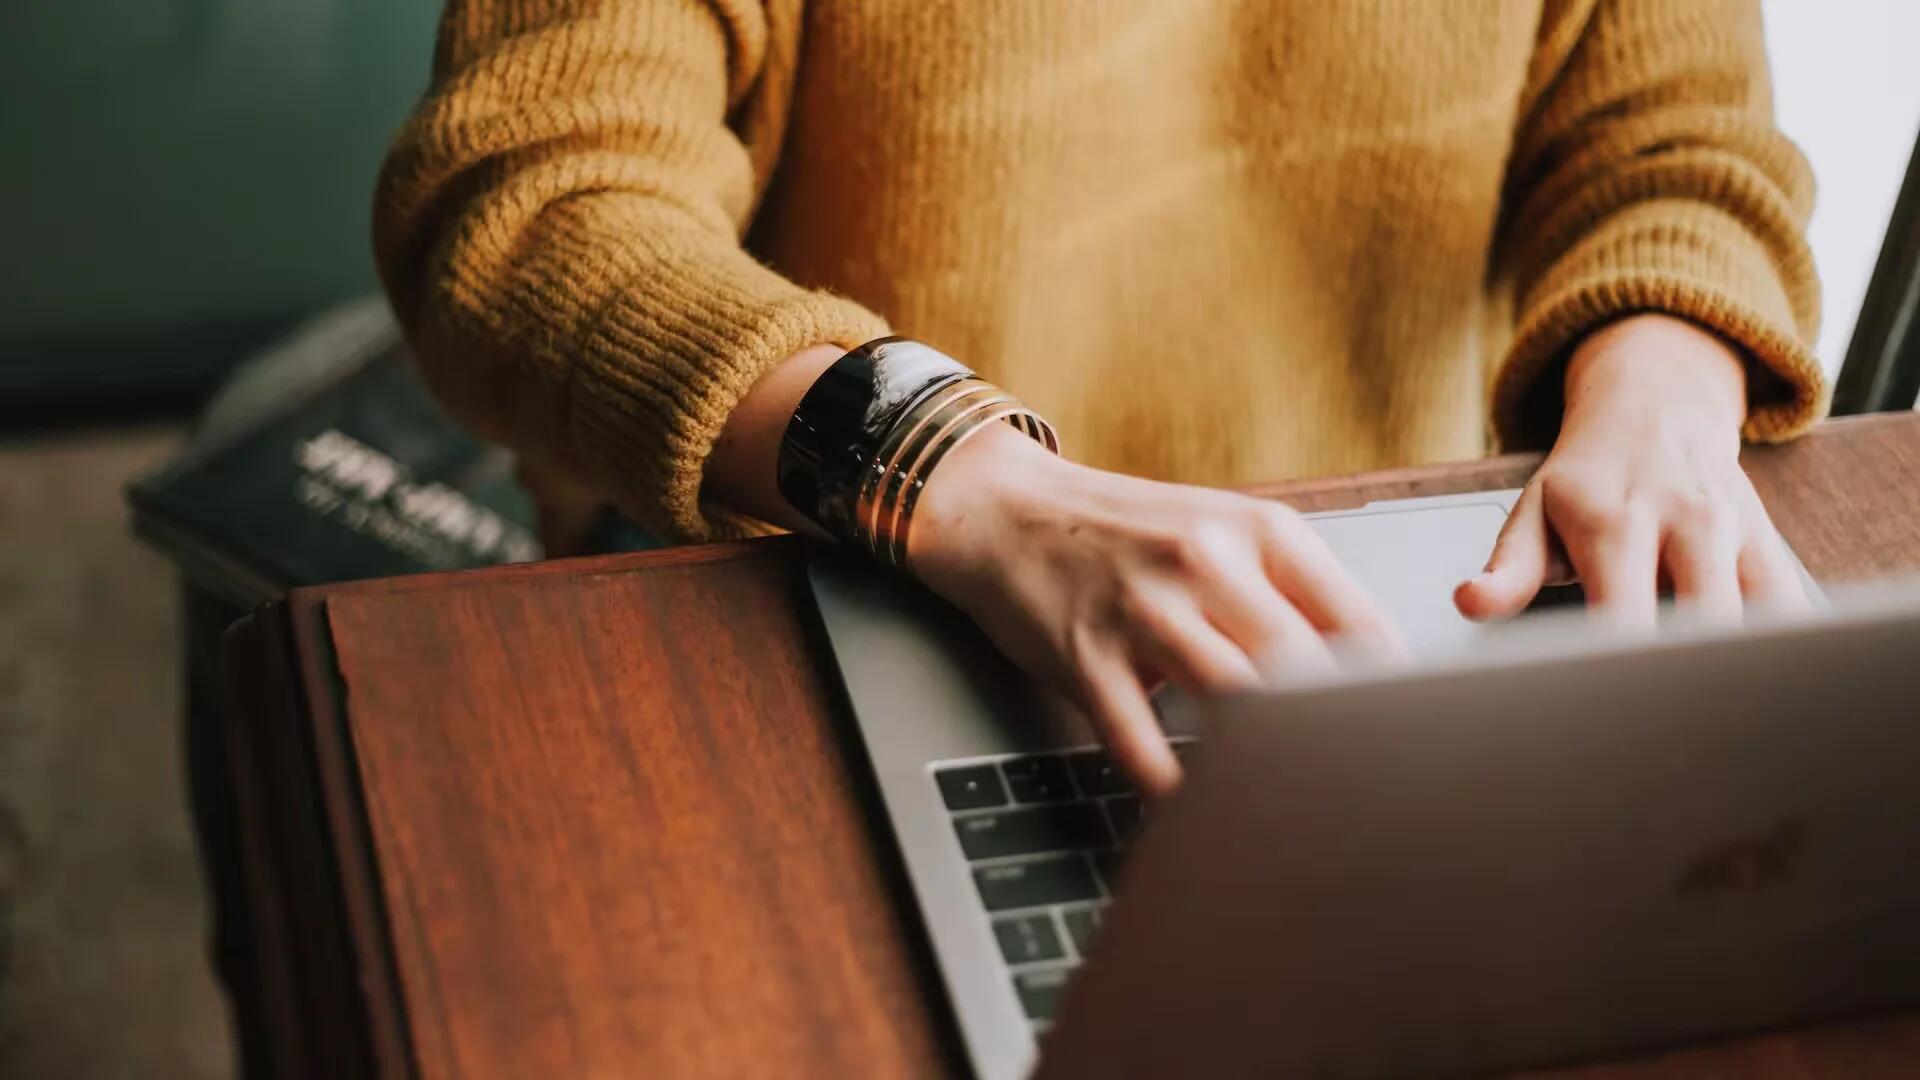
[224,412,1920,1079]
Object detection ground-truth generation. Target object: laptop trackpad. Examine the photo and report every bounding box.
[1306,501,1512,657]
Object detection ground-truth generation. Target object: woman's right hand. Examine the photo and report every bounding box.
[706,344,1401,795]
[908,422,1403,796]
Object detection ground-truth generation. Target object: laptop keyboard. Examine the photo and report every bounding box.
[932,739,1195,1033]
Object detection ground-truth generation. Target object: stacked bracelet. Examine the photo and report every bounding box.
[777,338,1059,568]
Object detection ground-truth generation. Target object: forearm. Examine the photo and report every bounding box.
[1492,0,1822,450]
[373,0,888,543]
[707,344,846,535]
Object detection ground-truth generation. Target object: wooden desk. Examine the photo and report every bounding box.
[225,413,1920,1079]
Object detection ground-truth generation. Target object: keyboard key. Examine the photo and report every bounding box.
[974,856,1100,911]
[1531,582,1585,610]
[1001,755,1073,803]
[1092,849,1124,893]
[1061,905,1104,956]
[954,803,1111,861]
[993,914,1065,965]
[1104,795,1143,843]
[1067,749,1129,796]
[935,764,1008,810]
[1014,967,1073,1020]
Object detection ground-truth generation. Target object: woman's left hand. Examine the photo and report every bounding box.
[1455,314,1811,627]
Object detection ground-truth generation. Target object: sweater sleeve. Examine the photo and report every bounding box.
[373,0,889,543]
[1490,0,1825,451]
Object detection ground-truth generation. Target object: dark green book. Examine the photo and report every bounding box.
[128,303,543,607]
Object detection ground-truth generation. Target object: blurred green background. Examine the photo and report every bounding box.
[0,1,438,415]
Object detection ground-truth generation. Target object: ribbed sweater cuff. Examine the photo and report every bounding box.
[1493,205,1827,451]
[570,286,890,543]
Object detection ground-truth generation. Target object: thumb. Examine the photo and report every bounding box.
[1455,484,1549,621]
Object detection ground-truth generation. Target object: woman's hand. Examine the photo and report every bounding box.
[909,423,1403,796]
[1456,314,1810,627]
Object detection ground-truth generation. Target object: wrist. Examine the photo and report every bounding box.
[709,343,847,536]
[907,420,1074,576]
[772,336,1061,566]
[1563,314,1747,434]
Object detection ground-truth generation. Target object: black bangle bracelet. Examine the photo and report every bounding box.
[777,338,974,542]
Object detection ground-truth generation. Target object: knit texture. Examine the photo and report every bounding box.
[374,0,1823,543]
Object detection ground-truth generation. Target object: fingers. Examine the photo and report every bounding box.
[1561,502,1661,629]
[1534,465,1801,628]
[1455,483,1550,622]
[1122,585,1265,692]
[1257,512,1406,657]
[1099,581,1332,796]
[1190,560,1337,677]
[1093,542,1345,795]
[1073,641,1182,797]
[1663,508,1744,625]
[1737,531,1813,615]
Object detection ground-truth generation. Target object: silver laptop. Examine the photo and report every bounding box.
[1036,581,1920,1078]
[806,493,1878,1078]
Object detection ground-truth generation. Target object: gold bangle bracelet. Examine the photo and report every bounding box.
[860,380,1005,558]
[842,367,1058,567]
[858,389,1056,567]
[884,400,1039,568]
[873,392,1023,563]
[866,393,1017,564]
[778,336,1057,560]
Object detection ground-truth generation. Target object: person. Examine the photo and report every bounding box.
[374,0,1823,795]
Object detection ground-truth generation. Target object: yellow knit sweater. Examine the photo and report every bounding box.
[374,0,1823,543]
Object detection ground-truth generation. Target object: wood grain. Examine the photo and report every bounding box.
[320,552,958,1078]
[238,413,1920,1078]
